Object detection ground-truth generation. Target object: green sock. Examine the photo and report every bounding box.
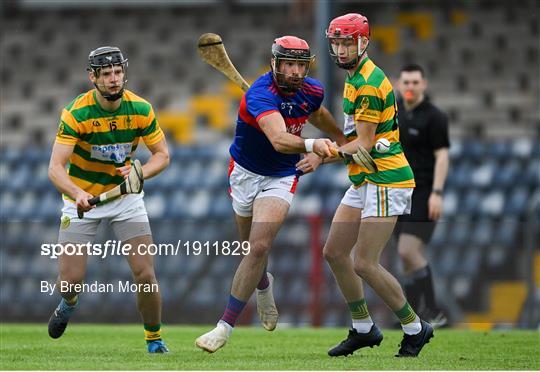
[394,301,417,325]
[348,299,370,320]
[65,295,78,306]
[144,323,161,344]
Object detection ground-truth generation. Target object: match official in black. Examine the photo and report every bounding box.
[395,64,450,327]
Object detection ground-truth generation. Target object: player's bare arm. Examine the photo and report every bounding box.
[308,106,348,146]
[336,120,377,157]
[296,106,347,172]
[116,138,169,179]
[48,142,94,212]
[258,112,333,157]
[429,147,449,220]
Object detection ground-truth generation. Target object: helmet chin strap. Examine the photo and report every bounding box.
[271,59,308,94]
[334,37,369,70]
[93,81,127,101]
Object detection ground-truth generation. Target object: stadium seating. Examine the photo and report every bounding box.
[1,138,539,326]
[1,1,538,327]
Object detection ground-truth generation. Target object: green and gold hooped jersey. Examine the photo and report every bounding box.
[343,58,415,188]
[55,89,164,199]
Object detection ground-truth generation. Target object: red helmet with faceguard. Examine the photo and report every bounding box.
[326,13,370,69]
[271,36,314,93]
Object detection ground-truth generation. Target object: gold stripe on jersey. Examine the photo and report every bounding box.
[55,89,164,198]
[342,58,415,188]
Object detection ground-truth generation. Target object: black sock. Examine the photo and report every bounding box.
[403,277,422,313]
[413,265,438,314]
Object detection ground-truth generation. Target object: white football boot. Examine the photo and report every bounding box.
[256,272,279,331]
[195,320,231,353]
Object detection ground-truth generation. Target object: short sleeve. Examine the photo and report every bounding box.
[429,110,450,150]
[55,109,80,145]
[140,106,165,146]
[353,85,384,124]
[246,88,279,122]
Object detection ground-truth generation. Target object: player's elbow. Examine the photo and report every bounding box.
[272,142,288,153]
[270,135,292,154]
[161,151,170,168]
[48,162,61,182]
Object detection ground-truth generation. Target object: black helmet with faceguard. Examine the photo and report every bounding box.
[87,46,128,101]
[271,36,314,93]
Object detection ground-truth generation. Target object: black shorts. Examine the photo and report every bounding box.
[396,186,436,244]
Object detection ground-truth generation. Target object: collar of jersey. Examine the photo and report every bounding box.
[351,56,370,77]
[93,89,124,116]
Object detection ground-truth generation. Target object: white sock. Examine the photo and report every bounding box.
[217,320,233,336]
[402,315,422,335]
[352,316,374,333]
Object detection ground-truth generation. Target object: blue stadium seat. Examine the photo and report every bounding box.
[510,138,533,159]
[504,187,529,216]
[486,140,510,161]
[470,160,496,189]
[209,193,232,219]
[470,218,495,246]
[461,139,486,160]
[442,190,458,217]
[525,159,540,187]
[462,190,482,216]
[493,159,521,189]
[165,190,188,218]
[448,218,472,246]
[479,190,505,217]
[452,160,474,189]
[145,193,167,219]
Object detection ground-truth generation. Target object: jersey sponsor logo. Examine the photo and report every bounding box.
[344,114,355,135]
[92,120,101,127]
[90,142,132,163]
[359,96,370,113]
[300,101,309,112]
[287,121,305,135]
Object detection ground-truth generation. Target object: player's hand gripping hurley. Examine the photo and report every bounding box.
[77,159,144,219]
[197,33,378,172]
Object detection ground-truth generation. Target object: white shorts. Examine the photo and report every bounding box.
[228,159,299,217]
[341,183,413,218]
[58,193,151,244]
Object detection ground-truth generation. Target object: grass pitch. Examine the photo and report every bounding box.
[1,324,538,370]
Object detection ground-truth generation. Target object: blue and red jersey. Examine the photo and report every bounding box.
[229,71,325,177]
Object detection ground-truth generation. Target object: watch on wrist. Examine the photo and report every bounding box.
[432,189,443,196]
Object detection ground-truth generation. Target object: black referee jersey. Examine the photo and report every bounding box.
[397,96,450,189]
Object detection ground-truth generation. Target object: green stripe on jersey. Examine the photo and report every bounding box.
[79,129,139,144]
[366,67,386,87]
[375,119,396,134]
[384,91,395,109]
[366,166,414,185]
[70,100,151,123]
[65,93,86,111]
[61,120,80,138]
[140,118,157,137]
[371,143,403,159]
[68,163,124,186]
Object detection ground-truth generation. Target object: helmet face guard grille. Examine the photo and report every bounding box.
[88,47,128,101]
[326,14,370,70]
[326,31,369,70]
[271,46,315,93]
